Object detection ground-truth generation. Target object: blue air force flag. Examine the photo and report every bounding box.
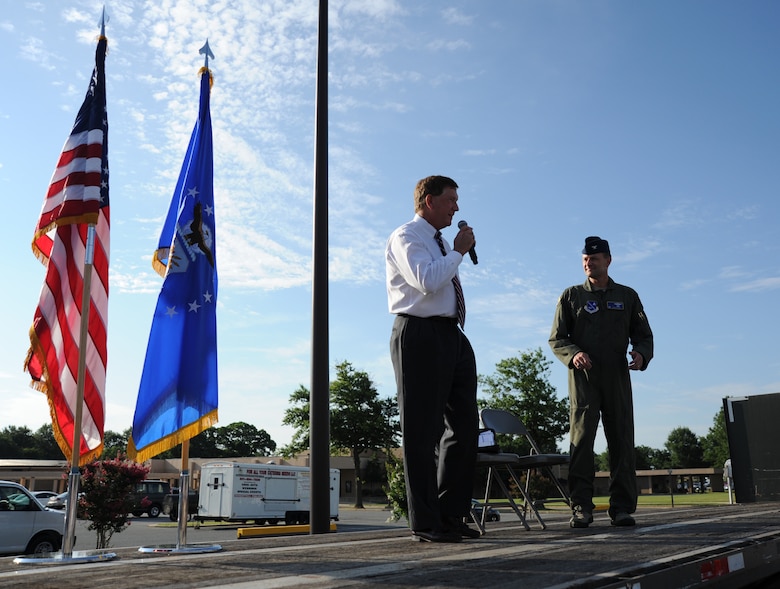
[129,67,218,462]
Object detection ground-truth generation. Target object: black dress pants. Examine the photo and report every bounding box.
[389,314,478,532]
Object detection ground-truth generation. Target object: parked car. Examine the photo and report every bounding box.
[32,490,59,502]
[45,490,87,518]
[46,491,69,510]
[46,491,79,510]
[471,499,501,522]
[130,480,171,518]
[162,487,200,521]
[0,480,66,556]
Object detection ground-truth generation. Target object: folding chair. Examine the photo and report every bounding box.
[476,408,570,530]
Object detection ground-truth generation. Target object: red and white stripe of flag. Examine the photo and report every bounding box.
[25,126,109,466]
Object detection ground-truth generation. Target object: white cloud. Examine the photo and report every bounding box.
[652,200,703,230]
[337,0,404,20]
[728,205,759,221]
[730,276,780,293]
[620,238,664,266]
[426,38,471,52]
[19,36,61,70]
[719,266,749,280]
[442,7,474,26]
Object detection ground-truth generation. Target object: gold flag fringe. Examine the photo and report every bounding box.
[198,67,214,89]
[31,214,101,265]
[25,328,104,467]
[127,409,219,464]
[151,246,170,278]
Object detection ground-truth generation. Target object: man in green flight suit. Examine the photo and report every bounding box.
[549,236,654,528]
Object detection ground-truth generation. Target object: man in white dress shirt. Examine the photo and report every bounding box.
[386,175,479,543]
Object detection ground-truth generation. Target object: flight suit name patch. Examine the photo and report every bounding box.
[607,301,624,310]
[585,301,599,314]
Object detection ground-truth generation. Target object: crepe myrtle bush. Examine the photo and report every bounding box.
[383,454,408,523]
[79,454,151,549]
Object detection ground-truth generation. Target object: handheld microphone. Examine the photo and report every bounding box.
[457,220,478,265]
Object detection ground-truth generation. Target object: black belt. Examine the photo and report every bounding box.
[398,313,458,325]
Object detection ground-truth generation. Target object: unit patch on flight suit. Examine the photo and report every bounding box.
[585,301,599,314]
[607,301,624,310]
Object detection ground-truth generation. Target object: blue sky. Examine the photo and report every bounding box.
[1,0,778,457]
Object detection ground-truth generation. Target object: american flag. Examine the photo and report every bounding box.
[24,34,109,466]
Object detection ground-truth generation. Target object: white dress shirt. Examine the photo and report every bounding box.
[385,214,464,318]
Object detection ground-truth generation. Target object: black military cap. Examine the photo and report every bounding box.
[582,236,610,255]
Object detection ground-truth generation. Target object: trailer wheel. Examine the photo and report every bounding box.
[266,519,279,525]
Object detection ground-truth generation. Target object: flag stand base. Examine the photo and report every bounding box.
[138,543,222,554]
[14,550,117,565]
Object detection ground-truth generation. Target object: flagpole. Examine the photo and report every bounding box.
[176,438,191,548]
[62,6,107,555]
[61,225,96,557]
[136,40,221,555]
[18,225,115,565]
[309,0,330,535]
[15,6,116,566]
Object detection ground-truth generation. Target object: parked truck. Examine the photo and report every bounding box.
[195,461,340,525]
[162,487,199,521]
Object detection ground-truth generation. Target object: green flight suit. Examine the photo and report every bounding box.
[549,278,653,518]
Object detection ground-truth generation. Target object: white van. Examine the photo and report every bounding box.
[0,480,66,555]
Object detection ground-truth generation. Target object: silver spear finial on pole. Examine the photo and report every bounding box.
[200,39,215,69]
[99,5,109,38]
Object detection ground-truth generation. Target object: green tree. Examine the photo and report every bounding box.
[282,361,400,508]
[650,447,671,470]
[187,428,223,457]
[0,425,36,458]
[216,421,277,457]
[79,456,150,549]
[101,428,131,460]
[478,348,569,454]
[279,385,311,455]
[635,445,655,470]
[595,450,609,472]
[31,424,61,459]
[635,445,671,470]
[0,424,60,459]
[130,423,276,459]
[598,445,671,473]
[363,456,387,492]
[701,407,730,468]
[665,426,705,468]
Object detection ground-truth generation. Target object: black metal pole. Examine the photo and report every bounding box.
[309,0,330,535]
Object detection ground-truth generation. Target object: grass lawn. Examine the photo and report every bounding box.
[543,492,734,512]
[635,492,733,506]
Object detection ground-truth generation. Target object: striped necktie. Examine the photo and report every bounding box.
[434,231,466,328]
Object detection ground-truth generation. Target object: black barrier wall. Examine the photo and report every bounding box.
[724,392,780,503]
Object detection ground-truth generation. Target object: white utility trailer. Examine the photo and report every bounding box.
[196,461,340,525]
